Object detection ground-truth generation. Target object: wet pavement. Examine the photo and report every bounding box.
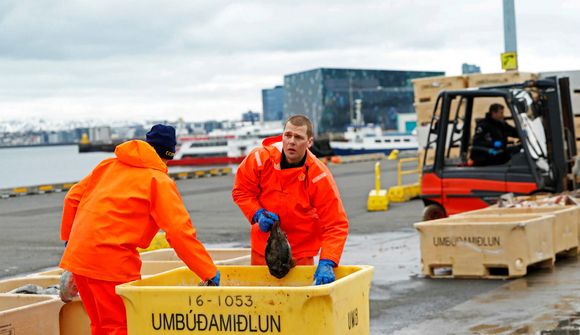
[2,159,580,334]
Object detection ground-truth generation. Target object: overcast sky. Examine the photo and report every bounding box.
[0,0,578,123]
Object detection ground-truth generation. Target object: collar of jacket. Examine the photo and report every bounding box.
[261,134,317,170]
[114,140,168,173]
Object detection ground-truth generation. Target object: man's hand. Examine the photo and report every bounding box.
[210,270,220,286]
[253,208,279,232]
[314,259,336,285]
[59,270,78,303]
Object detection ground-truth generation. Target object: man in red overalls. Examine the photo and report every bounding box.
[232,115,349,285]
[60,124,219,335]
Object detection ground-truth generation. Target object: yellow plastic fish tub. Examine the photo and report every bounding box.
[457,205,580,256]
[116,265,374,335]
[414,214,555,278]
[0,294,63,335]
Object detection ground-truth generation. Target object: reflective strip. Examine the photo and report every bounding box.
[312,172,327,184]
[255,151,262,167]
[273,142,283,152]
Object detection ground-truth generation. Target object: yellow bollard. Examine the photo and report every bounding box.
[367,161,389,211]
[387,149,399,160]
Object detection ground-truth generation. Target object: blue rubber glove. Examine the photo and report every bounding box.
[314,259,336,285]
[493,140,503,148]
[488,148,498,155]
[210,270,220,286]
[253,208,279,233]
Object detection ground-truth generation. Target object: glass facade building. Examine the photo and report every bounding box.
[284,68,444,134]
[261,85,285,121]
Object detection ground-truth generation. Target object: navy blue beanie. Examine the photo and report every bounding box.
[146,124,176,160]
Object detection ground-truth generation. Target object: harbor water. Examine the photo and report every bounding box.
[0,145,235,189]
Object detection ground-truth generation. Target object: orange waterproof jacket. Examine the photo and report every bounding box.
[60,140,216,282]
[232,135,349,265]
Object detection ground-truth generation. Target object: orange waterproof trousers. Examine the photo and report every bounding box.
[251,249,314,266]
[73,274,127,335]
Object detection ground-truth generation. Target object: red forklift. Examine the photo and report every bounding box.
[420,76,577,220]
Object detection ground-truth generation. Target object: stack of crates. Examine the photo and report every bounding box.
[415,204,580,279]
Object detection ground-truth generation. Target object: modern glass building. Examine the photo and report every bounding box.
[284,68,444,134]
[261,85,284,121]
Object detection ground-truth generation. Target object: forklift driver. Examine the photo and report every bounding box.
[470,103,521,166]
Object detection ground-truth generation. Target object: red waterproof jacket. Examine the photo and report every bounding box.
[232,135,349,265]
[60,140,216,282]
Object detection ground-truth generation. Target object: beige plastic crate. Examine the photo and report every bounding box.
[412,75,467,104]
[0,275,89,335]
[466,71,538,88]
[457,206,580,256]
[414,214,555,278]
[0,294,62,335]
[414,102,436,125]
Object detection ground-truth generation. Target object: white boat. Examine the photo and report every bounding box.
[169,122,283,166]
[329,124,418,156]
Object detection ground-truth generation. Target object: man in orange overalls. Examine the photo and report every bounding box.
[232,115,349,285]
[60,124,219,335]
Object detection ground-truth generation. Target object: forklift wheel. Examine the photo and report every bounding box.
[422,204,446,221]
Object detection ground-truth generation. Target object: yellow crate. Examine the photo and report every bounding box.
[412,75,467,104]
[466,71,538,88]
[414,214,555,278]
[141,248,250,265]
[116,265,374,335]
[137,232,170,252]
[0,295,62,335]
[457,206,580,256]
[141,248,251,276]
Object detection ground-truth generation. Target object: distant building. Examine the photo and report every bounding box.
[283,68,444,134]
[203,120,222,134]
[462,63,481,74]
[241,111,261,123]
[262,85,284,121]
[89,126,112,143]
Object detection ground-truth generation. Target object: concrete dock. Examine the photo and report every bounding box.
[2,159,580,334]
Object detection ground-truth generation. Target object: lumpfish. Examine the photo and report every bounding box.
[59,270,79,302]
[265,220,295,279]
[198,279,218,286]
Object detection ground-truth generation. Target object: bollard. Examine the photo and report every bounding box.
[367,161,388,211]
[387,149,399,160]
